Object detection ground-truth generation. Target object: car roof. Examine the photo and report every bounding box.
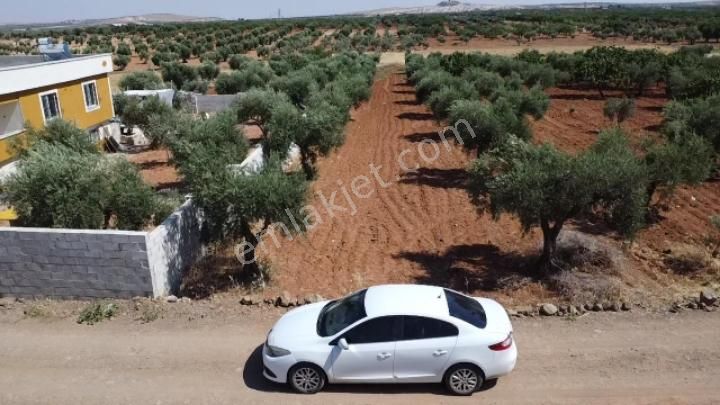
[363,284,449,318]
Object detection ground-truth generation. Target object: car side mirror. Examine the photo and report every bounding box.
[338,338,349,350]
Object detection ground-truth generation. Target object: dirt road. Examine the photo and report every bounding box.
[1,310,719,405]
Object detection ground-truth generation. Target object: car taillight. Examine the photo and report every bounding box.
[489,332,513,351]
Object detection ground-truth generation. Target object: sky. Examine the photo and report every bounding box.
[0,0,706,24]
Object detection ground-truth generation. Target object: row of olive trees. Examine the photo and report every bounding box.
[408,51,715,272]
[154,52,378,279]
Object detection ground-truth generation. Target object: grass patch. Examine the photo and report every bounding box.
[77,302,118,325]
[24,303,51,318]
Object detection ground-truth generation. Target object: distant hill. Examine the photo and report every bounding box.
[1,13,222,29]
[363,0,720,16]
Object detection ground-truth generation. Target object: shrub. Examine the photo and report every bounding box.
[118,71,163,90]
[4,142,157,230]
[603,97,635,123]
[113,54,130,70]
[116,43,132,56]
[228,54,252,70]
[14,119,98,156]
[181,80,210,94]
[161,62,198,89]
[77,302,118,325]
[215,62,274,94]
[197,61,220,80]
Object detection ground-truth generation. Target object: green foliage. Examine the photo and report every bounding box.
[4,143,157,230]
[643,134,714,205]
[216,61,275,94]
[118,71,164,91]
[234,89,291,136]
[13,119,99,157]
[181,80,210,94]
[197,61,220,80]
[603,97,636,123]
[116,43,132,56]
[664,94,720,152]
[228,54,253,70]
[77,302,118,325]
[112,54,130,70]
[471,131,647,270]
[161,62,198,89]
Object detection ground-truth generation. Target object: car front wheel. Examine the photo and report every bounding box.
[288,363,326,394]
[444,364,484,396]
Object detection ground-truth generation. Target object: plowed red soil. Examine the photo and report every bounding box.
[262,70,719,305]
[262,70,546,305]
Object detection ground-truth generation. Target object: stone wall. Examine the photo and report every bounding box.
[0,201,203,299]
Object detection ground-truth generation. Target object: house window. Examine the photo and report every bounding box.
[0,100,25,140]
[39,90,61,122]
[82,81,100,111]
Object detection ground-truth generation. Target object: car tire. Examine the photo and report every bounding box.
[288,363,326,394]
[444,364,484,396]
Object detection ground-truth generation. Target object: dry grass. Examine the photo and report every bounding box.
[548,230,628,305]
[665,243,712,273]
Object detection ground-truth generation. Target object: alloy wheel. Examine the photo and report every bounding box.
[449,368,478,394]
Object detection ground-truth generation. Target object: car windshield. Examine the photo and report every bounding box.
[445,289,487,329]
[317,289,367,337]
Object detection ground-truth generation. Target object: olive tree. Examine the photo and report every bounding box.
[603,97,635,123]
[118,71,164,90]
[3,142,157,230]
[470,131,647,271]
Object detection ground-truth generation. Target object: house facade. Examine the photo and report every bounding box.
[0,54,115,166]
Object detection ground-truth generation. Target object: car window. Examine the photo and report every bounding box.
[445,289,487,329]
[317,289,367,337]
[401,316,458,341]
[343,316,398,344]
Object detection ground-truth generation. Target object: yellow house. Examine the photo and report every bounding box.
[0,54,115,167]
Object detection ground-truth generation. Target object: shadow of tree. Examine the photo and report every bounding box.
[399,168,469,190]
[179,252,249,299]
[395,99,421,106]
[395,244,534,293]
[404,131,445,143]
[397,112,434,121]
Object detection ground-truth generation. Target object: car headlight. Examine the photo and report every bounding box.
[265,343,291,358]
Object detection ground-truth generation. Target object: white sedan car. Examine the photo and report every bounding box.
[262,284,516,396]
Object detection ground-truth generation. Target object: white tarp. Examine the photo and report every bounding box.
[229,143,302,176]
[123,89,175,107]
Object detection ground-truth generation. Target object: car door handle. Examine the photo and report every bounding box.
[377,352,393,360]
[433,350,448,357]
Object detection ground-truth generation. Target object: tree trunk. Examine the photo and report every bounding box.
[538,218,564,273]
[239,221,260,278]
[300,148,315,180]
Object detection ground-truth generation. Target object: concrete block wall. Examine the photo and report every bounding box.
[146,201,203,297]
[0,201,203,299]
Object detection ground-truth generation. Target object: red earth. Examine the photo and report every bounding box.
[254,70,717,305]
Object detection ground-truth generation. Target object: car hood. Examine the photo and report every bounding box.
[477,298,513,335]
[267,301,329,348]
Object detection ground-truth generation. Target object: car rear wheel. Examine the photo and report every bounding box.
[444,364,484,396]
[288,364,326,394]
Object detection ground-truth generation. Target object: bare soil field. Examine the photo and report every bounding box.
[1,303,719,405]
[421,32,682,55]
[126,149,181,190]
[245,69,720,307]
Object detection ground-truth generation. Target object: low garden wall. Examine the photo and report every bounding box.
[0,200,202,299]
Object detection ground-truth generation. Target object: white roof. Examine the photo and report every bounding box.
[0,54,113,96]
[364,284,449,318]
